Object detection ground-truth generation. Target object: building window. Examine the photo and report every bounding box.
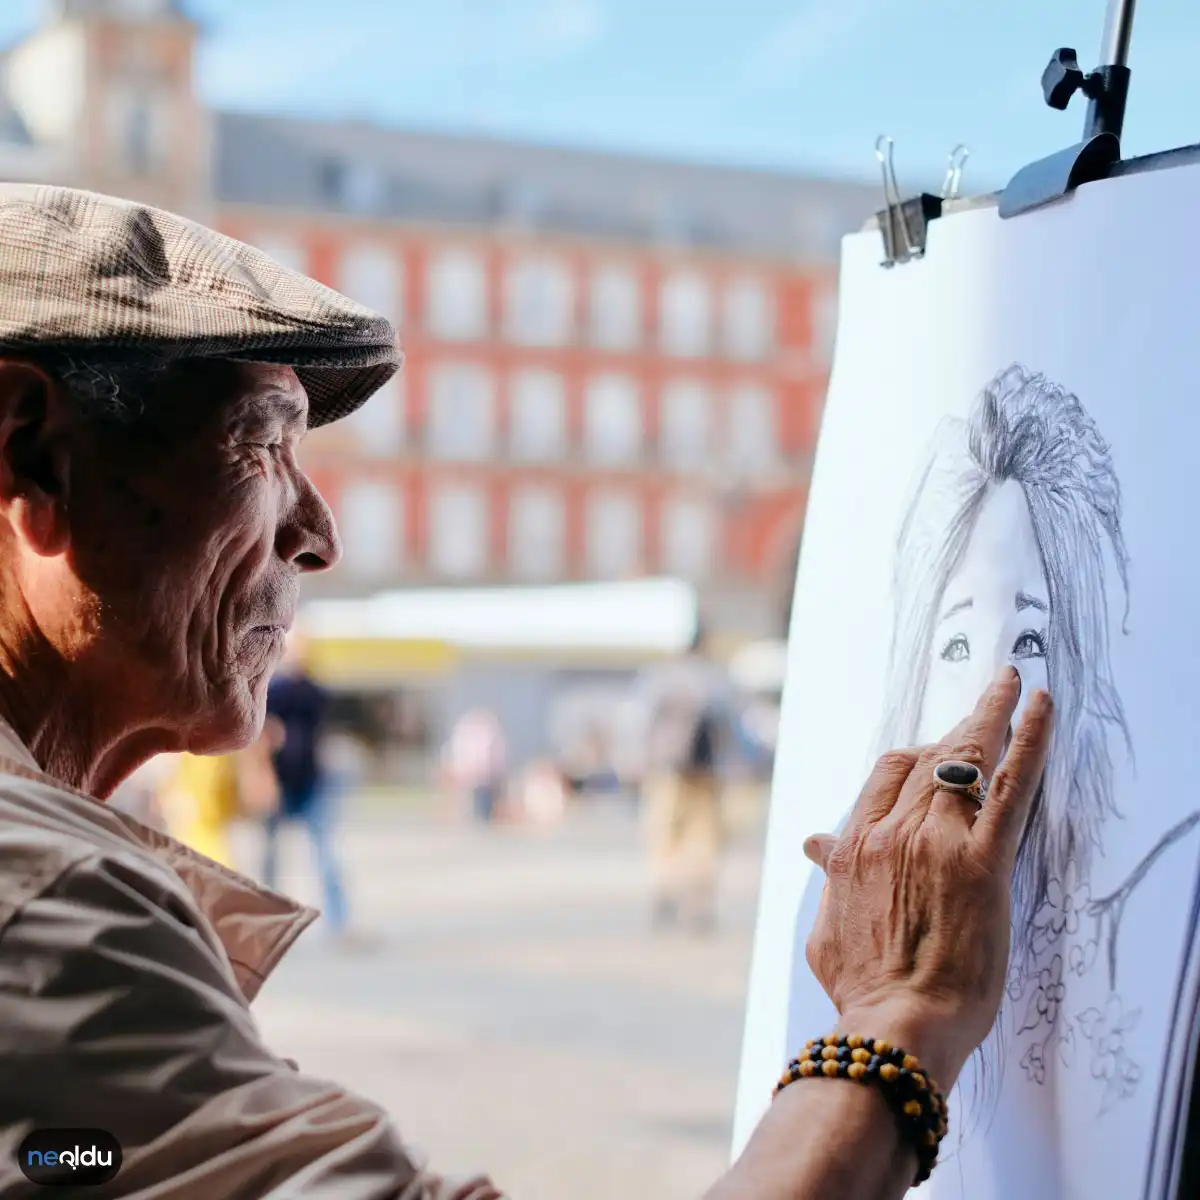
[429,483,489,578]
[588,264,640,350]
[250,233,307,274]
[660,379,711,471]
[727,383,777,473]
[339,480,402,579]
[584,372,641,465]
[661,496,715,580]
[338,244,402,324]
[659,269,711,358]
[509,369,566,462]
[320,160,385,214]
[345,374,404,456]
[813,285,839,362]
[426,363,495,461]
[508,485,565,581]
[427,248,487,341]
[586,489,641,579]
[722,277,774,361]
[504,256,573,346]
[105,83,170,177]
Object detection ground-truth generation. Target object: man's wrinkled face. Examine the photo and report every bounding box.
[68,362,340,752]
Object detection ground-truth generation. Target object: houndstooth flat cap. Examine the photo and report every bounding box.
[0,183,401,427]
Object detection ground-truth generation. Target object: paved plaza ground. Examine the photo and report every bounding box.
[233,798,765,1199]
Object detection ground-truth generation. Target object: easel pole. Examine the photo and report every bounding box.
[1085,0,1136,139]
[1099,0,1136,67]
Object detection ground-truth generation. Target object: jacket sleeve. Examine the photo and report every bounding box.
[0,850,465,1200]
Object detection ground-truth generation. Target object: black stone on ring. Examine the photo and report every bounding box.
[932,759,987,803]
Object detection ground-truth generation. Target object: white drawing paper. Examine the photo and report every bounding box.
[734,159,1200,1199]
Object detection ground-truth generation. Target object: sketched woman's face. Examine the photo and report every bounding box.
[917,480,1049,744]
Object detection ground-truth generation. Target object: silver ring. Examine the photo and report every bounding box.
[932,759,988,805]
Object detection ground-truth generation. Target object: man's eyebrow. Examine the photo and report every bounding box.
[1015,591,1048,613]
[939,597,972,622]
[256,390,308,426]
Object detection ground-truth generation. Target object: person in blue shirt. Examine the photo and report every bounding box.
[263,632,349,940]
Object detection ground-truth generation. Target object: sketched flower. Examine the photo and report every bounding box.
[1020,1039,1046,1085]
[1069,938,1099,977]
[1120,1060,1141,1100]
[1078,995,1141,1082]
[1018,954,1066,1032]
[1057,1022,1076,1068]
[1031,867,1091,956]
[1006,962,1028,1001]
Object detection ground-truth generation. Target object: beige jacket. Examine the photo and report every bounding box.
[0,722,459,1199]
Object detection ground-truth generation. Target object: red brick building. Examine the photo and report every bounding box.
[0,0,879,639]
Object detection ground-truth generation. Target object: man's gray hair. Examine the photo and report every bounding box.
[43,353,168,426]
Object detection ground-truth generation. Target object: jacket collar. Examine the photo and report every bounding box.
[0,718,316,1001]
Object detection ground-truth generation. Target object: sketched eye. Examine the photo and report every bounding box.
[940,634,970,663]
[1012,629,1047,660]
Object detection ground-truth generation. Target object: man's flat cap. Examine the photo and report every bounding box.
[0,183,401,427]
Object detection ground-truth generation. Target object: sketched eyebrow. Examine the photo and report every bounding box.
[1015,591,1048,613]
[939,597,972,622]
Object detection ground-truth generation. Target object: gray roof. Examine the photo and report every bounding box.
[215,112,881,261]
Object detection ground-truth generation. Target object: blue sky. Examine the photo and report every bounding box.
[4,0,1200,189]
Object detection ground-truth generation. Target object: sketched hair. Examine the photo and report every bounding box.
[876,363,1131,1127]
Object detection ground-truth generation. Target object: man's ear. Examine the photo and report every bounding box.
[0,359,75,556]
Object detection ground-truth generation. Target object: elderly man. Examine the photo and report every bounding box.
[0,184,1054,1200]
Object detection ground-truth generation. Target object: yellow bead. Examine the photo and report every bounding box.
[851,1048,870,1064]
[847,1062,866,1080]
[903,1099,923,1117]
[874,1040,891,1055]
[805,1039,816,1050]
[879,1063,899,1082]
[910,1072,926,1090]
[922,1130,938,1147]
[903,1055,920,1071]
[824,1034,839,1046]
[822,1060,840,1077]
[799,1060,816,1077]
[846,1034,863,1049]
[821,1045,839,1060]
[798,1049,811,1062]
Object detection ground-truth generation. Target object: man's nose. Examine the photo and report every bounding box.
[277,472,342,573]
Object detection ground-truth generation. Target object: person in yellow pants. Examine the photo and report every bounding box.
[160,752,241,869]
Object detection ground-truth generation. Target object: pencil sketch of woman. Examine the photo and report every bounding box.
[880,363,1131,974]
[876,362,1142,1119]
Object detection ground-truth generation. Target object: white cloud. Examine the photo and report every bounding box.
[527,0,607,53]
[743,0,894,87]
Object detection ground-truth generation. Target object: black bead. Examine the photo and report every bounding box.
[866,1056,881,1076]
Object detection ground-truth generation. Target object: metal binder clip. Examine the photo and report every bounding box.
[941,144,970,201]
[874,135,943,268]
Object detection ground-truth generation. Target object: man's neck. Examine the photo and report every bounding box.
[0,633,169,799]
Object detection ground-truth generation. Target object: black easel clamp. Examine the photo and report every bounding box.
[999,0,1137,219]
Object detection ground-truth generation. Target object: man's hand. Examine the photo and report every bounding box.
[802,666,1053,1086]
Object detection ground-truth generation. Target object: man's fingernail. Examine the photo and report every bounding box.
[995,665,1019,686]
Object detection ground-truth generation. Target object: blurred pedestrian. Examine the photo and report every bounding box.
[441,708,507,823]
[263,630,352,941]
[634,622,738,933]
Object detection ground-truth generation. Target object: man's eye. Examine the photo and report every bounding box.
[940,634,970,663]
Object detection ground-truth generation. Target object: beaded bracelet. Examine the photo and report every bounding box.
[772,1033,949,1187]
